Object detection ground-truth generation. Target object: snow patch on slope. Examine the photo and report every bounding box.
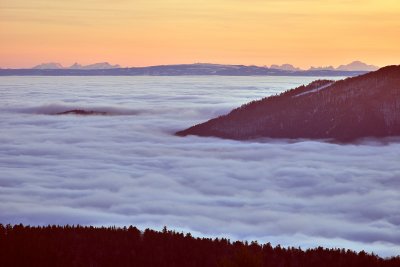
[294,82,334,97]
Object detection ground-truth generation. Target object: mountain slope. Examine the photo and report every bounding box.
[176,65,400,142]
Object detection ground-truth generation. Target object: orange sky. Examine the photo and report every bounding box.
[1,0,399,68]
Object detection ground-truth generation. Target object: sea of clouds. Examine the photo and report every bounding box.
[0,76,399,257]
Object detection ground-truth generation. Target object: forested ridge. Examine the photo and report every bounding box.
[0,224,399,267]
[177,65,400,141]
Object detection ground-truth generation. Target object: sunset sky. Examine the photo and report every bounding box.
[1,0,399,68]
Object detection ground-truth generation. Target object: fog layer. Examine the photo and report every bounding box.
[0,76,398,257]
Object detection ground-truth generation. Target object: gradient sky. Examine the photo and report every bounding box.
[1,0,400,68]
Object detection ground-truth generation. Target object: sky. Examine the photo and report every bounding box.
[1,0,400,68]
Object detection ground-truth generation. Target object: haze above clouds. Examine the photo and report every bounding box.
[1,0,399,68]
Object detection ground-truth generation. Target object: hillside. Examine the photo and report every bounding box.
[1,224,399,267]
[176,65,400,142]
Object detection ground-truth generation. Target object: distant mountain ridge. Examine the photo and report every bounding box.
[270,64,301,71]
[33,62,121,70]
[32,62,64,69]
[270,61,379,72]
[176,65,400,142]
[0,63,370,76]
[30,60,378,71]
[336,61,378,71]
[308,66,336,71]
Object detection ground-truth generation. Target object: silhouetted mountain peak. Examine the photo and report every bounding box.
[82,62,121,69]
[68,62,120,69]
[337,61,379,71]
[270,64,301,71]
[69,62,83,69]
[32,62,64,69]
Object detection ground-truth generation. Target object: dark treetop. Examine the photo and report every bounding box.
[176,65,400,142]
[1,224,399,267]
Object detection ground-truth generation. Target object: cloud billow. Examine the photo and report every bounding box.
[0,76,399,257]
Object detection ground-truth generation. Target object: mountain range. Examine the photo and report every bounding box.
[30,60,378,71]
[270,61,379,72]
[176,65,400,142]
[32,62,121,70]
[0,63,371,76]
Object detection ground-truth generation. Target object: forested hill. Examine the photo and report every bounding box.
[176,65,400,142]
[0,224,399,267]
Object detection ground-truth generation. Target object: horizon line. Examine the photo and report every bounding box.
[0,60,382,71]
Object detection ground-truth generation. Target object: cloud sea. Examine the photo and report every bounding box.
[0,76,399,257]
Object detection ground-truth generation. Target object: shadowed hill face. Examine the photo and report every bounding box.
[176,65,400,142]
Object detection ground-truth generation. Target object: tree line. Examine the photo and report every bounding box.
[1,224,399,267]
